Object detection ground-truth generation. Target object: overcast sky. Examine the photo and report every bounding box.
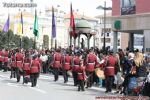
[0,0,112,17]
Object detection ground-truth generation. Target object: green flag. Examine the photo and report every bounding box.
[33,10,38,37]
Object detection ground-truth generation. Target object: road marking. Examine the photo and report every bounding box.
[0,75,8,78]
[28,87,47,94]
[7,83,18,87]
[7,82,47,94]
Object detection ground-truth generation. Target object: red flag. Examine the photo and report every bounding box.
[70,3,77,39]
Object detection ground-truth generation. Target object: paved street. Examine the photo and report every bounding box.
[0,71,118,100]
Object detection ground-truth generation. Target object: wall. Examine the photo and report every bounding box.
[120,32,129,50]
[144,30,150,53]
[112,0,120,16]
[136,0,150,14]
[112,0,150,16]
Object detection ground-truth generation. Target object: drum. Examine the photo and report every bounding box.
[95,68,105,79]
[67,70,73,77]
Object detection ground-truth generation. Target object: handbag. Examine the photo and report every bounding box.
[114,72,124,85]
[95,68,105,79]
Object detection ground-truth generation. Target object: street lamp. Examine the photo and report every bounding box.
[96,1,112,51]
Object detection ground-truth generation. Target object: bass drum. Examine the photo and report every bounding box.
[95,68,105,79]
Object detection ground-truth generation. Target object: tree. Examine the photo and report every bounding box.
[43,35,49,49]
[0,29,14,49]
[0,29,36,49]
[22,36,30,49]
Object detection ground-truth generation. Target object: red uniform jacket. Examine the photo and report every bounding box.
[23,57,31,71]
[86,53,97,72]
[15,53,23,68]
[3,51,9,63]
[72,57,81,72]
[63,55,72,71]
[0,51,4,62]
[53,52,62,68]
[30,59,40,73]
[104,55,117,76]
[77,66,86,80]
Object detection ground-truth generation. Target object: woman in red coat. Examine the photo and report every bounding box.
[30,55,40,87]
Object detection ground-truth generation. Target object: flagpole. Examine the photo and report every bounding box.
[74,38,76,47]
[34,36,36,49]
[20,36,22,49]
[8,31,10,49]
[55,38,57,49]
[51,38,53,49]
[70,35,72,47]
[20,12,23,49]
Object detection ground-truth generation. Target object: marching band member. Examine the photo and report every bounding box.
[22,52,31,84]
[15,49,24,82]
[62,50,72,83]
[10,51,16,79]
[76,60,86,91]
[0,49,4,70]
[52,49,62,81]
[30,55,40,87]
[104,50,117,93]
[3,49,9,72]
[72,52,81,86]
[85,49,97,88]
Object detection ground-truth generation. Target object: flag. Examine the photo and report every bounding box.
[17,12,23,35]
[3,15,10,33]
[52,6,56,38]
[33,10,38,37]
[70,3,76,39]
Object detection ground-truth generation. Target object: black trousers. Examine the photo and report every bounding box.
[53,68,59,81]
[15,68,21,82]
[78,80,85,91]
[143,82,150,97]
[30,73,39,87]
[22,70,29,84]
[3,62,8,72]
[105,76,114,92]
[62,69,68,83]
[0,61,2,70]
[72,71,78,86]
[86,71,93,88]
[10,67,16,78]
[42,62,47,73]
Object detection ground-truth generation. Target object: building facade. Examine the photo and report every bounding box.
[112,0,150,53]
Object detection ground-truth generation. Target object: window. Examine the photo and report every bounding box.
[101,38,111,43]
[121,0,135,7]
[121,0,136,15]
[118,39,120,46]
[107,33,109,37]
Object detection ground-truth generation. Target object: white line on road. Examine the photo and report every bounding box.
[0,75,8,78]
[0,74,47,94]
[7,83,18,87]
[6,82,47,94]
[28,87,47,94]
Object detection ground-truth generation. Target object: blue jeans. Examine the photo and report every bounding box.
[99,78,103,87]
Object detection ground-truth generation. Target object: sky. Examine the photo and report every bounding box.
[0,0,112,17]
